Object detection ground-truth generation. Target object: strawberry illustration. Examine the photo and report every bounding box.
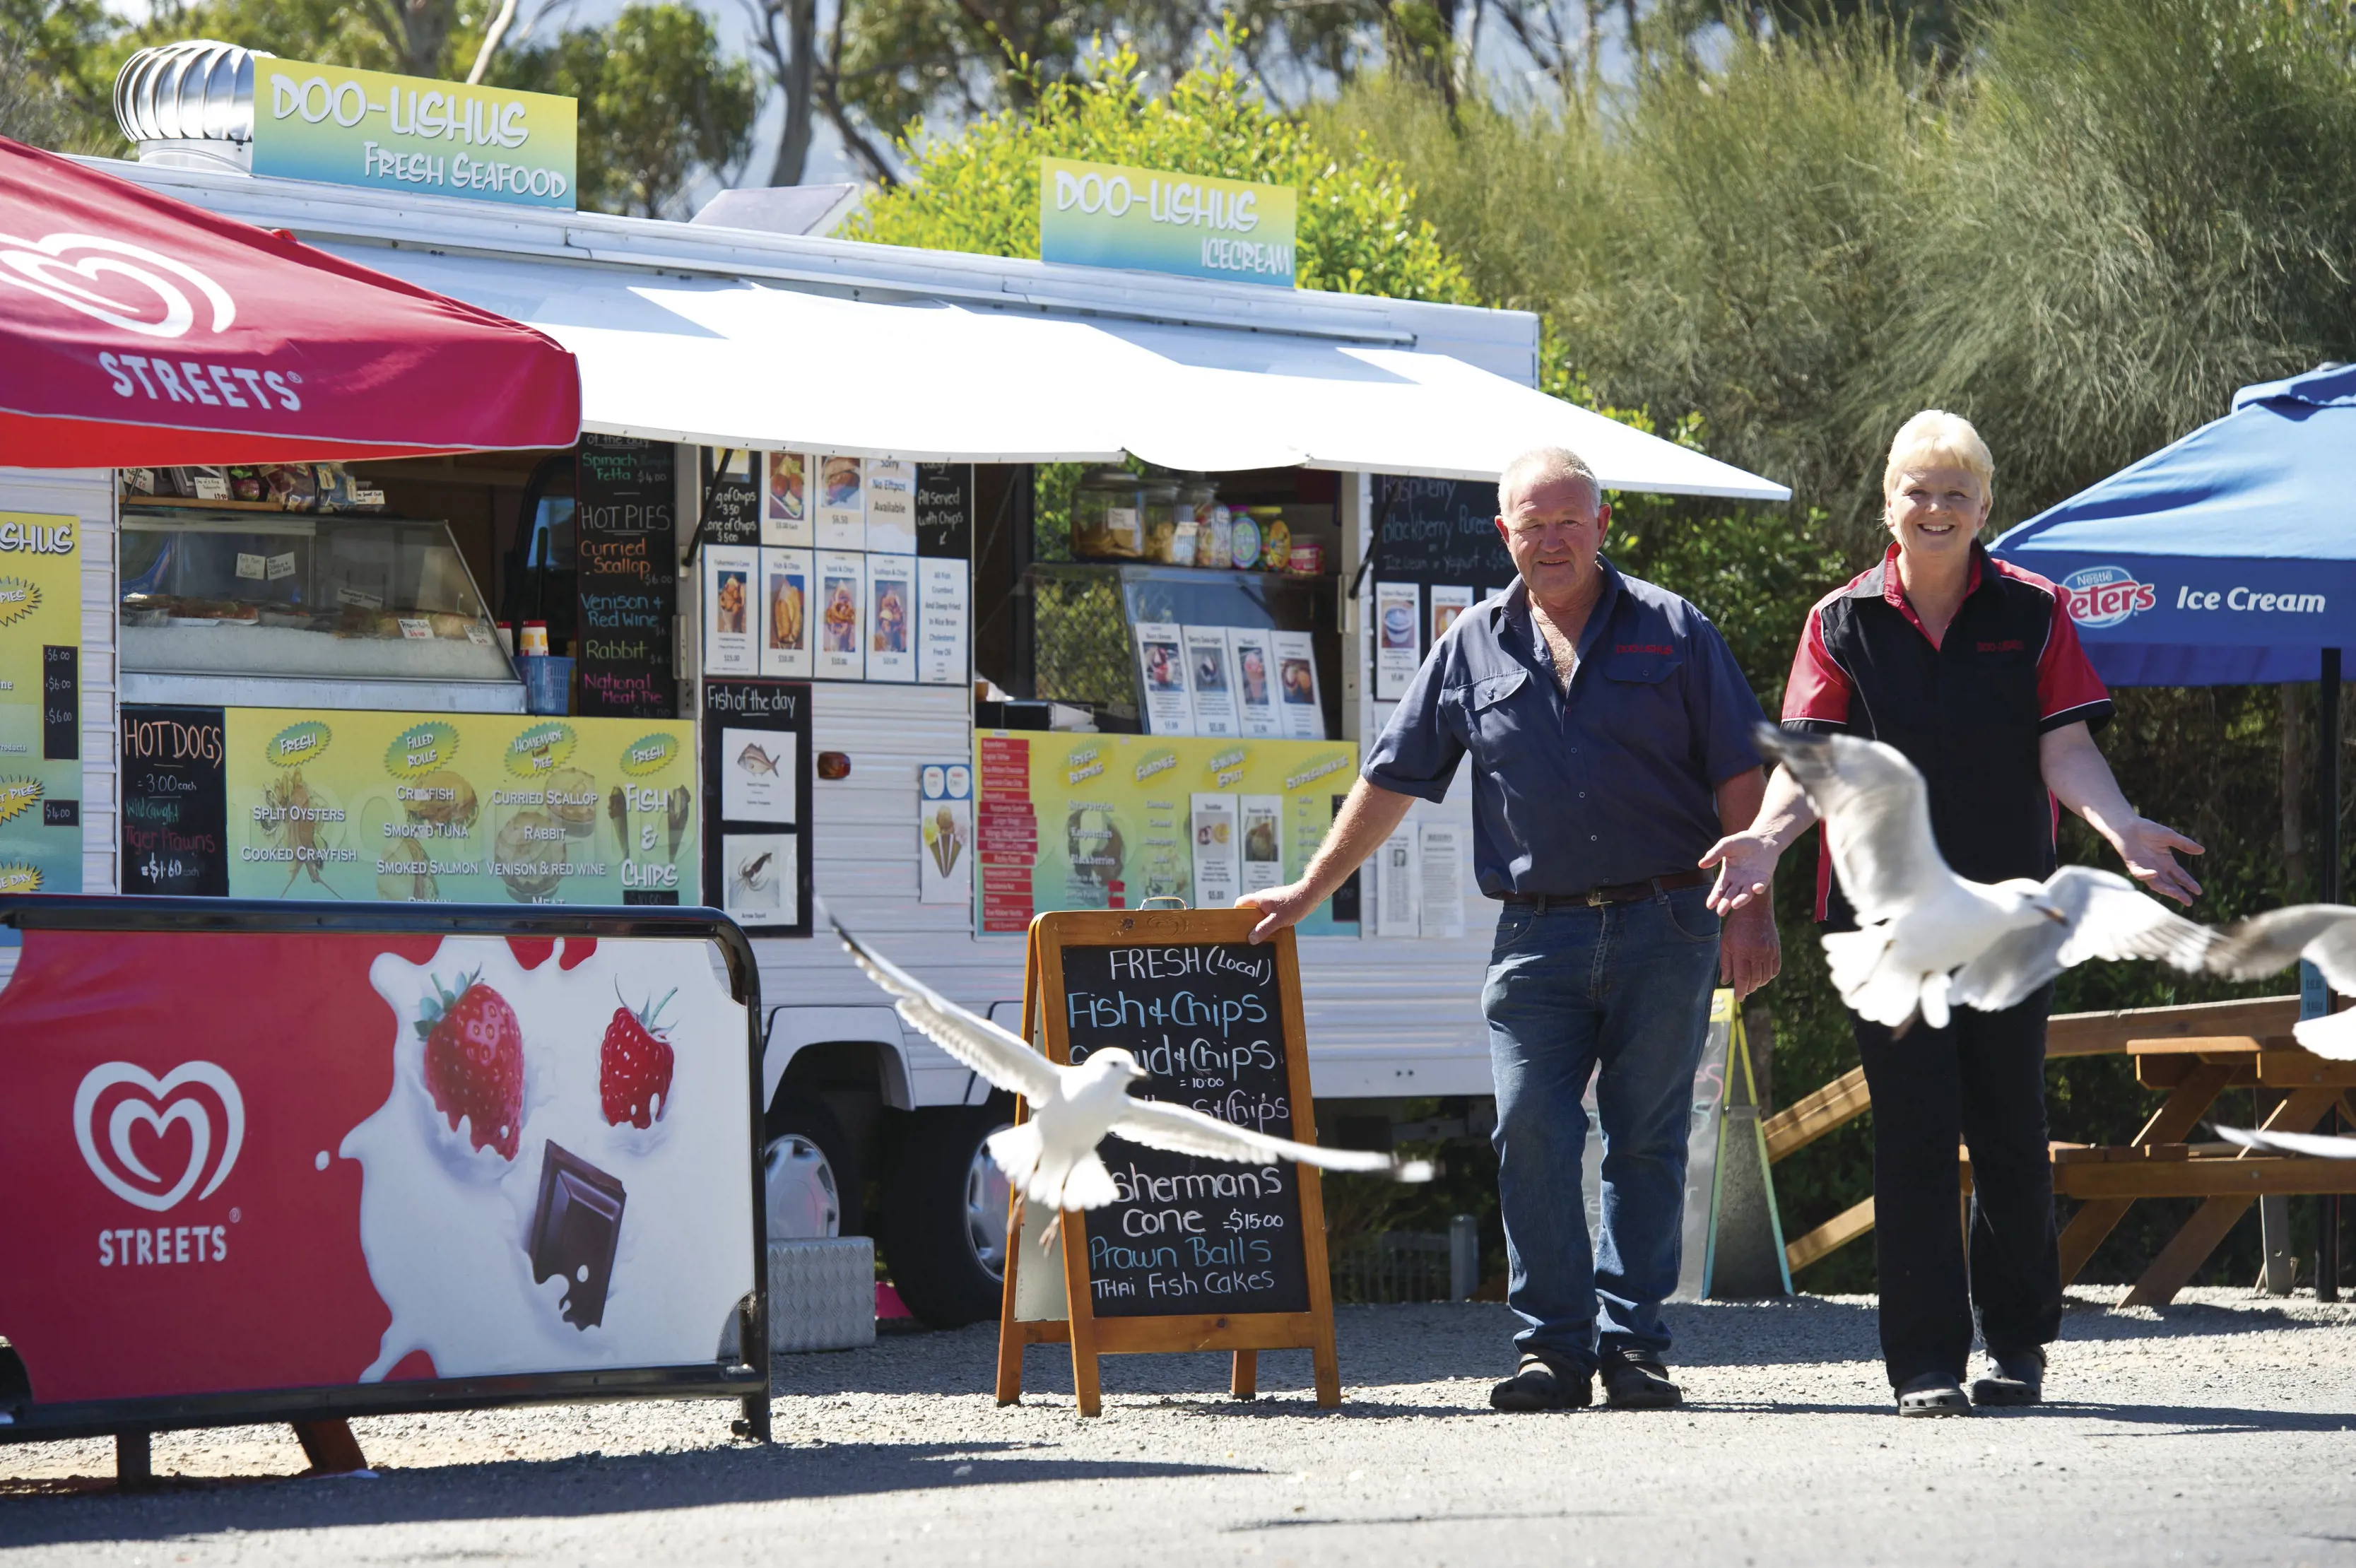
[601,986,676,1128]
[418,971,524,1159]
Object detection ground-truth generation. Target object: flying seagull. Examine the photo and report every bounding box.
[2203,906,2356,1059]
[1754,724,2215,1030]
[832,919,1430,1215]
[2214,1124,2356,1158]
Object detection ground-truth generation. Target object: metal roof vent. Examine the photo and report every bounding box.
[114,41,274,173]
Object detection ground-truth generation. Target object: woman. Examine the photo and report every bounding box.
[1702,411,2203,1416]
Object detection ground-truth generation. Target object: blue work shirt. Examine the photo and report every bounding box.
[1363,560,1767,897]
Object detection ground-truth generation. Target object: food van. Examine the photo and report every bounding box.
[0,44,1785,1326]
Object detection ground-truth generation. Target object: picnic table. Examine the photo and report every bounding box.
[1768,996,2356,1302]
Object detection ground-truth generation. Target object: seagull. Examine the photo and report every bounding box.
[1755,724,2215,1030]
[2214,1124,2356,1158]
[832,919,1430,1219]
[2203,906,2356,1059]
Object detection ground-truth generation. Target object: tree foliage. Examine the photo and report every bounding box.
[852,35,1473,303]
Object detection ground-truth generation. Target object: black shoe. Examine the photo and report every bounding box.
[1895,1372,1972,1417]
[1970,1347,2044,1407]
[1598,1349,1682,1410]
[1489,1352,1592,1413]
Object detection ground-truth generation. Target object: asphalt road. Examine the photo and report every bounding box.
[4,1286,2353,1566]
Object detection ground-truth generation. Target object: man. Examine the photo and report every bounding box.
[1240,446,1778,1412]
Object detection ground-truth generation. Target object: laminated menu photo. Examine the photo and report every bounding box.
[917,558,968,685]
[1189,792,1239,909]
[1271,629,1326,740]
[815,550,866,680]
[762,452,813,548]
[1228,627,1282,738]
[1182,625,1239,738]
[1374,581,1422,700]
[1418,822,1468,939]
[702,545,759,676]
[817,455,864,550]
[1133,621,1193,736]
[1430,584,1476,646]
[760,547,813,679]
[1239,794,1283,895]
[867,555,916,683]
[721,726,798,824]
[864,459,917,555]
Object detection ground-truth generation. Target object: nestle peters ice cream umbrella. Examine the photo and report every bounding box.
[0,134,579,466]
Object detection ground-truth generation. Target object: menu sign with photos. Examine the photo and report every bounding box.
[702,545,758,676]
[575,435,677,719]
[867,555,916,683]
[817,456,864,550]
[701,679,813,936]
[815,551,866,680]
[699,449,760,548]
[762,452,813,548]
[919,760,972,906]
[760,548,813,679]
[0,509,84,894]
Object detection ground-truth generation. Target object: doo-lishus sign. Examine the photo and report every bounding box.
[251,58,577,209]
[1039,158,1297,288]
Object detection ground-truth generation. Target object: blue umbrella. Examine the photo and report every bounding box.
[1991,362,2356,687]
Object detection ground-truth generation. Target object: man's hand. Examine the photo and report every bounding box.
[1700,829,1779,915]
[1719,899,1780,998]
[2106,815,2205,907]
[1237,883,1322,944]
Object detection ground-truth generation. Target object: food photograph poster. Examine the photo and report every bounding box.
[220,710,699,904]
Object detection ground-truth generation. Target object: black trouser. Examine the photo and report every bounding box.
[1853,985,2063,1389]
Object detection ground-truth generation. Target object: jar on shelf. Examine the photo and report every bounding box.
[1199,503,1235,570]
[1258,511,1292,573]
[1140,480,1184,563]
[1071,467,1145,558]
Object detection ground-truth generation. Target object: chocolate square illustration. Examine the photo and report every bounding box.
[528,1140,627,1329]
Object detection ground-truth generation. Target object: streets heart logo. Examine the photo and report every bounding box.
[74,1061,246,1212]
[0,231,235,338]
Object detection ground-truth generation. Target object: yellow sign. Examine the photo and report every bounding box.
[0,511,83,894]
[223,709,696,904]
[250,57,578,209]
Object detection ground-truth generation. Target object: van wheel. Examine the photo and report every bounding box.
[878,1104,1013,1328]
[765,1095,863,1239]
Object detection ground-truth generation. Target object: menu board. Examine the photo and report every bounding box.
[700,678,813,937]
[972,732,1353,936]
[119,705,228,897]
[208,708,697,905]
[699,447,761,548]
[575,435,678,718]
[1370,474,1513,671]
[914,464,972,558]
[0,510,84,895]
[1055,935,1311,1317]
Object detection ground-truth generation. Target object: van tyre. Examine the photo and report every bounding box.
[878,1104,1015,1328]
[765,1094,863,1239]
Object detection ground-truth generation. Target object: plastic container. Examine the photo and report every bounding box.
[1071,467,1143,559]
[519,620,550,656]
[1199,504,1234,570]
[1259,513,1292,572]
[1288,539,1324,576]
[1229,510,1261,570]
[521,654,573,715]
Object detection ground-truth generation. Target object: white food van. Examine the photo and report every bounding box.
[3,62,1784,1325]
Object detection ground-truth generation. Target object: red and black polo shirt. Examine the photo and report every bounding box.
[1782,541,2112,923]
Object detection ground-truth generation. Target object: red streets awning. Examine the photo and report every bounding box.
[0,136,581,466]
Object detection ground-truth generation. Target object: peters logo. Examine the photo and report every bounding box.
[73,1061,245,1213]
[2059,565,2157,630]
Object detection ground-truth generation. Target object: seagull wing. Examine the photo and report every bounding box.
[1753,724,1949,922]
[1108,1097,1429,1179]
[2206,904,2356,992]
[833,918,1061,1103]
[1950,868,2215,1016]
[2215,1124,2356,1160]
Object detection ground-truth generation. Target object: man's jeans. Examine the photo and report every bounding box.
[1483,886,1722,1372]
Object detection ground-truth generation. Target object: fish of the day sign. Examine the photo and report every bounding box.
[1038,158,1297,287]
[251,58,577,209]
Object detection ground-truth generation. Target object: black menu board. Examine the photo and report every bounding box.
[914,464,972,558]
[1058,936,1311,1317]
[1372,473,1512,589]
[119,705,228,897]
[700,448,760,548]
[575,435,677,718]
[700,678,813,938]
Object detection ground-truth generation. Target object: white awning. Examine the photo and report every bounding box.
[333,244,1789,500]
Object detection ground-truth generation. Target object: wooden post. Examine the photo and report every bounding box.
[293,1419,368,1475]
[1230,1351,1258,1401]
[995,925,1043,1406]
[115,1432,152,1490]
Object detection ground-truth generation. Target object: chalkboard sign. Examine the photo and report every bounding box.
[700,447,760,548]
[119,705,229,897]
[1371,473,1511,589]
[575,434,678,718]
[700,678,813,938]
[914,464,972,558]
[995,908,1340,1414]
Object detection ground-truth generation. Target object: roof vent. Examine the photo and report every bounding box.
[114,40,274,173]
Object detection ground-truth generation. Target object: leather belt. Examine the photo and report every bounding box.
[1502,869,1710,912]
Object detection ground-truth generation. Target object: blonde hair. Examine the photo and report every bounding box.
[1883,409,1993,502]
[1499,445,1601,515]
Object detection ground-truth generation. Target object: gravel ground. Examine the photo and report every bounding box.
[3,1286,2352,1566]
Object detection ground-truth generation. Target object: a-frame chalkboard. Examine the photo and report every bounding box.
[994,909,1341,1415]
